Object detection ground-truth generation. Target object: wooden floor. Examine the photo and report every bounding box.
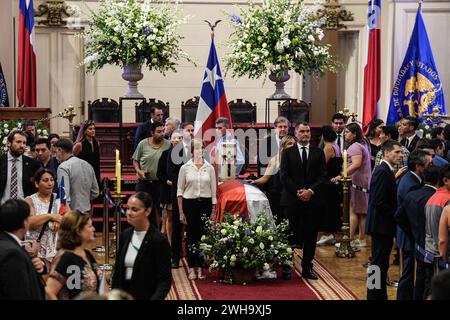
[91,234,399,300]
[314,240,399,300]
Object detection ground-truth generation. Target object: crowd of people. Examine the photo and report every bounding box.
[2,109,450,300]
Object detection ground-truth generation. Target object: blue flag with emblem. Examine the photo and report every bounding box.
[386,5,445,125]
[0,62,9,107]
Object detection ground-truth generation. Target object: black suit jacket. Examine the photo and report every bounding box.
[167,144,190,201]
[366,162,397,237]
[395,185,436,249]
[401,135,420,152]
[279,144,327,207]
[111,225,172,300]
[0,153,41,200]
[0,231,45,300]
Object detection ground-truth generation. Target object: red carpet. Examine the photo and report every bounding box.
[166,250,358,300]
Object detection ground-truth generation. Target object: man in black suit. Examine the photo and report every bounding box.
[134,106,164,150]
[257,116,290,223]
[280,122,327,280]
[0,130,41,205]
[399,117,420,152]
[395,165,440,299]
[0,199,45,299]
[366,140,402,300]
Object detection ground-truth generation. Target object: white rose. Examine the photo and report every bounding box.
[152,28,158,34]
[233,225,238,230]
[151,58,158,64]
[259,243,265,250]
[221,229,227,235]
[4,129,9,134]
[274,250,279,254]
[308,35,315,42]
[201,235,206,241]
[263,263,270,270]
[43,129,48,135]
[2,137,7,145]
[262,43,267,48]
[256,226,262,234]
[17,122,22,128]
[233,220,240,226]
[248,238,255,244]
[223,255,228,261]
[287,248,293,254]
[268,236,273,241]
[37,129,42,134]
[3,123,8,128]
[230,255,236,262]
[242,247,248,254]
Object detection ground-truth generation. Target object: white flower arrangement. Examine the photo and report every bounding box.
[82,0,195,74]
[199,212,293,279]
[225,0,336,79]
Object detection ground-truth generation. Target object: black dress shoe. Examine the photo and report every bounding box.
[282,269,292,280]
[302,269,318,280]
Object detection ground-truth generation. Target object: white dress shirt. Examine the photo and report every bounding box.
[297,143,310,161]
[177,160,217,204]
[382,159,395,172]
[1,152,24,205]
[124,230,146,280]
[5,231,23,246]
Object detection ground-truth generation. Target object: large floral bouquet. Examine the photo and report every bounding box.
[225,0,336,79]
[199,212,293,276]
[82,0,194,74]
[0,120,49,154]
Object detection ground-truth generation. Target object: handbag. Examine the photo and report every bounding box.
[37,193,55,242]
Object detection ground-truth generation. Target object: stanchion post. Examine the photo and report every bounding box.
[336,176,356,258]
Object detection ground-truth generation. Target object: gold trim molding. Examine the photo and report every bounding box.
[316,0,354,31]
[34,1,76,27]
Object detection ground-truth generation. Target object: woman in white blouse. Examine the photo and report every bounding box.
[177,139,217,280]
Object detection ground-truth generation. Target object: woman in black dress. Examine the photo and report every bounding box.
[366,119,384,169]
[317,125,343,246]
[46,211,99,300]
[73,120,101,188]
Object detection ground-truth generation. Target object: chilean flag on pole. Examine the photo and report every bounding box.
[17,0,37,107]
[362,0,381,131]
[194,39,232,144]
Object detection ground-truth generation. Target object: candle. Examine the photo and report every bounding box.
[117,160,121,194]
[116,149,119,163]
[343,149,347,178]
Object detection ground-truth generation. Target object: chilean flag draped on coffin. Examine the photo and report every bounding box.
[194,39,232,144]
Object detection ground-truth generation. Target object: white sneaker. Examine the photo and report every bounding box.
[317,234,336,246]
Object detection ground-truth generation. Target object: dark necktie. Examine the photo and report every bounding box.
[405,139,410,149]
[10,158,18,199]
[301,147,308,177]
[337,134,341,149]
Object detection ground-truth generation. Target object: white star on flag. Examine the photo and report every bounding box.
[203,64,222,89]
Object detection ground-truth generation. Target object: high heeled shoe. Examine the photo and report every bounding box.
[197,268,206,280]
[188,268,197,280]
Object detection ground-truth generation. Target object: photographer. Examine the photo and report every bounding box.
[0,199,45,300]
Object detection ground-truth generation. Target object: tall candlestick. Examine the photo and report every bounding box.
[116,149,119,163]
[343,149,347,178]
[116,161,121,194]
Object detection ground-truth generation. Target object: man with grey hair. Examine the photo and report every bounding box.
[258,116,290,176]
[164,117,181,140]
[214,117,245,178]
